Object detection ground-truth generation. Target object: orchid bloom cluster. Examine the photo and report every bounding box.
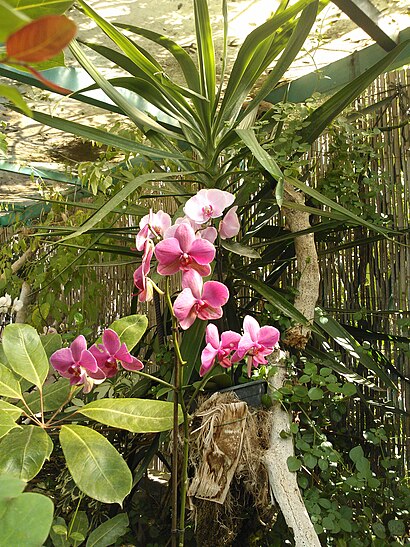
[200,315,280,377]
[50,328,143,393]
[133,188,280,377]
[133,189,240,329]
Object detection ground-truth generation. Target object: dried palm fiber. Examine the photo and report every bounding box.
[188,392,277,546]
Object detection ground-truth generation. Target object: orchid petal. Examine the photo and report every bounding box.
[115,343,133,364]
[182,269,203,297]
[200,344,217,376]
[202,281,229,307]
[243,315,260,342]
[79,349,98,373]
[50,348,74,373]
[258,325,280,349]
[205,323,220,349]
[70,335,87,363]
[219,206,240,240]
[197,305,223,322]
[154,237,182,267]
[220,330,241,350]
[199,226,218,243]
[189,238,215,265]
[102,328,121,355]
[173,288,197,328]
[122,356,144,371]
[175,222,196,253]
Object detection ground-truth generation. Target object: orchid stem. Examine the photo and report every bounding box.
[133,369,174,391]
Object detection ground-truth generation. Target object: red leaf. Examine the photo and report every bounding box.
[6,15,77,63]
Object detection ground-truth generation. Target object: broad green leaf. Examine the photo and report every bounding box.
[0,411,21,440]
[194,0,215,109]
[0,0,30,41]
[0,491,54,547]
[0,425,53,481]
[232,269,309,326]
[86,513,129,547]
[221,239,261,259]
[315,308,397,390]
[298,40,410,145]
[60,425,132,505]
[0,84,31,116]
[0,475,26,498]
[7,0,74,18]
[28,110,188,161]
[3,324,49,388]
[0,362,22,399]
[49,517,69,547]
[0,400,23,421]
[78,398,180,433]
[107,315,148,351]
[60,171,192,242]
[287,456,302,472]
[21,377,71,414]
[68,511,88,547]
[40,332,62,358]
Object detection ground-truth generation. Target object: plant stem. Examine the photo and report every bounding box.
[133,369,174,390]
[45,386,77,426]
[178,395,190,547]
[19,396,43,427]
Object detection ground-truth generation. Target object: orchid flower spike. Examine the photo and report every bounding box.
[184,189,235,224]
[233,315,280,377]
[89,328,143,378]
[50,335,104,393]
[200,323,241,376]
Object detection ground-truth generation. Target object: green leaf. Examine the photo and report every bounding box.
[29,110,188,161]
[0,491,54,547]
[341,383,356,397]
[7,0,74,18]
[60,171,192,243]
[0,475,26,498]
[0,411,21,440]
[114,23,200,93]
[287,456,302,472]
[372,522,386,539]
[86,513,129,547]
[107,315,148,351]
[193,0,215,108]
[0,84,31,116]
[181,319,208,386]
[0,401,22,421]
[0,425,53,481]
[78,398,180,433]
[387,519,406,537]
[221,240,261,259]
[49,517,69,547]
[60,425,132,505]
[315,308,397,390]
[349,445,364,463]
[308,387,324,400]
[3,324,49,388]
[68,511,88,547]
[232,269,309,326]
[0,0,30,41]
[0,363,22,399]
[40,332,62,358]
[20,377,71,414]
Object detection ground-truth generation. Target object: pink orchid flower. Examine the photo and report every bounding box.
[50,335,104,393]
[135,209,172,251]
[165,217,218,244]
[133,242,155,302]
[173,277,229,330]
[184,189,235,224]
[219,206,240,240]
[200,324,241,376]
[89,328,144,378]
[154,223,215,282]
[233,315,280,377]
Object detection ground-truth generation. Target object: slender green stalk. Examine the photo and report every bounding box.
[133,369,174,390]
[45,386,77,426]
